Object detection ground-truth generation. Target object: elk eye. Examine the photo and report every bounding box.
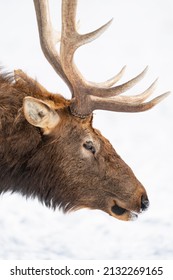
[83,141,96,154]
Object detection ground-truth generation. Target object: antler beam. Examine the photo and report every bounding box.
[33,0,170,118]
[33,0,73,91]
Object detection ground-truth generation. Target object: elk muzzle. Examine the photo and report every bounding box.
[108,186,149,221]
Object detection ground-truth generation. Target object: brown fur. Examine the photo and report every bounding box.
[0,70,149,221]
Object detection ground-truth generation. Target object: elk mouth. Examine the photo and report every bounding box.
[110,201,138,221]
[111,204,127,216]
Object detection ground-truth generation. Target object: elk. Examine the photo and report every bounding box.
[0,0,169,221]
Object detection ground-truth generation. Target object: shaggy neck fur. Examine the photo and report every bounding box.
[0,71,72,209]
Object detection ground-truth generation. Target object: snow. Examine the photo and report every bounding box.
[0,0,173,260]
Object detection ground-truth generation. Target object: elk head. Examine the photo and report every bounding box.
[14,0,169,221]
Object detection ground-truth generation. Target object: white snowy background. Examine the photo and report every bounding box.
[0,0,172,260]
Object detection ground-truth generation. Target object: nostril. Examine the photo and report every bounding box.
[141,196,150,211]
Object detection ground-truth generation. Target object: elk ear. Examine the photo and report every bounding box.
[23,96,60,134]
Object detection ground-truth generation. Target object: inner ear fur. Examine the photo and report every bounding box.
[23,96,60,134]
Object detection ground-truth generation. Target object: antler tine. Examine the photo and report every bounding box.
[89,66,149,97]
[89,66,126,88]
[110,79,158,104]
[60,0,113,85]
[90,92,170,113]
[33,0,73,92]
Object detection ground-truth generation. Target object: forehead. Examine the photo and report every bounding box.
[51,100,108,145]
[64,111,103,142]
[71,116,108,149]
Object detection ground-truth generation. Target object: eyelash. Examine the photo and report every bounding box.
[83,141,96,155]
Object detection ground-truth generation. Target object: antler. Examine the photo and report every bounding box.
[33,0,170,118]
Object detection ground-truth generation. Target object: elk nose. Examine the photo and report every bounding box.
[141,195,150,211]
